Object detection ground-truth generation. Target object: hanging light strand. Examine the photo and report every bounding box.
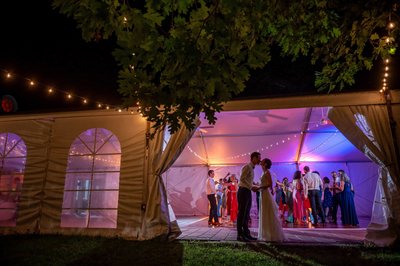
[0,67,138,114]
[380,10,396,96]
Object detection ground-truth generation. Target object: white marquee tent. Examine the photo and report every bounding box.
[0,90,399,246]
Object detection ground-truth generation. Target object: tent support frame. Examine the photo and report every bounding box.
[295,108,313,170]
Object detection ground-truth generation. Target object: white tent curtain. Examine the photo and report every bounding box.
[142,119,200,240]
[329,105,400,246]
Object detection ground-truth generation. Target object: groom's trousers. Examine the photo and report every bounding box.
[237,187,252,237]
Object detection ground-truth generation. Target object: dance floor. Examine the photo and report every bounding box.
[177,216,370,244]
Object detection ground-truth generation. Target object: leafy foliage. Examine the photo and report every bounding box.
[52,0,399,133]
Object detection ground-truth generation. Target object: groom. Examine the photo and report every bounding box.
[237,151,261,241]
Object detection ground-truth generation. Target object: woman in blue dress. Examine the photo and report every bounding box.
[322,176,333,220]
[336,170,359,226]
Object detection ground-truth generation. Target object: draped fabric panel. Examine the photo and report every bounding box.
[329,105,400,246]
[142,119,200,240]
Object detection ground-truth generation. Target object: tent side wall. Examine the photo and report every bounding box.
[0,119,52,233]
[0,112,155,239]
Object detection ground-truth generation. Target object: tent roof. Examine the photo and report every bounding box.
[174,90,400,167]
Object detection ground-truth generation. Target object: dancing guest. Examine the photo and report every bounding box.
[331,171,342,224]
[216,179,224,218]
[206,170,220,226]
[292,171,305,225]
[229,175,239,224]
[322,176,333,219]
[303,166,325,226]
[337,170,359,226]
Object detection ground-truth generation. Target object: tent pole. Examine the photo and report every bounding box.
[295,108,313,168]
[199,131,210,166]
[385,91,400,175]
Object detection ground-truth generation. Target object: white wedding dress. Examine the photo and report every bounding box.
[258,170,285,242]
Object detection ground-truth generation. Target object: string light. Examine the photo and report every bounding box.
[380,12,395,96]
[187,121,329,161]
[0,67,135,115]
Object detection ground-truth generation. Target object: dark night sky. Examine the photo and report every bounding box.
[0,0,120,114]
[0,1,395,115]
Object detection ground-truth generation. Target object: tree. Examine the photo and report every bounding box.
[52,0,399,133]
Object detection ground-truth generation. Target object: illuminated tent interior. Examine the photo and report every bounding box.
[163,107,379,220]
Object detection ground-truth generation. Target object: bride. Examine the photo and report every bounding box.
[257,158,285,242]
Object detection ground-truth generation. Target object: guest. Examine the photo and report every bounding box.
[221,187,227,219]
[301,173,312,223]
[337,170,359,226]
[292,171,305,225]
[331,171,342,224]
[277,177,289,220]
[216,178,223,218]
[274,181,282,206]
[229,175,239,224]
[206,170,220,226]
[284,178,294,223]
[303,166,325,226]
[322,176,333,219]
[226,175,233,218]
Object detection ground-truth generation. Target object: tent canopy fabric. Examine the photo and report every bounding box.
[175,107,370,167]
[0,90,399,246]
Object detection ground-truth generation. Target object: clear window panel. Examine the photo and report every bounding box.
[69,138,92,156]
[3,158,27,173]
[90,191,119,209]
[78,129,96,153]
[92,173,120,190]
[64,173,92,190]
[93,154,121,172]
[66,155,93,172]
[7,142,26,158]
[95,128,113,150]
[96,135,121,154]
[88,210,117,228]
[62,190,91,209]
[63,128,121,229]
[60,209,88,228]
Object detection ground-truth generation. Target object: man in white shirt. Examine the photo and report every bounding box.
[206,170,220,226]
[303,166,325,226]
[237,152,261,241]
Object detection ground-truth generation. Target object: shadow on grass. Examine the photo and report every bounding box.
[246,242,400,266]
[1,235,400,266]
[0,235,184,266]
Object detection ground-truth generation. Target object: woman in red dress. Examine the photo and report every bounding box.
[229,175,238,223]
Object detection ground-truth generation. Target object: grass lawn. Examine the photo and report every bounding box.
[1,235,399,265]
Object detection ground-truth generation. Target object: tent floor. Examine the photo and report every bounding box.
[177,216,369,244]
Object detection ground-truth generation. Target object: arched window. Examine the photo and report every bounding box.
[0,133,27,227]
[61,128,121,229]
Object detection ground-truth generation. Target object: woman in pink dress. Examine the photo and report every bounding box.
[292,170,305,225]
